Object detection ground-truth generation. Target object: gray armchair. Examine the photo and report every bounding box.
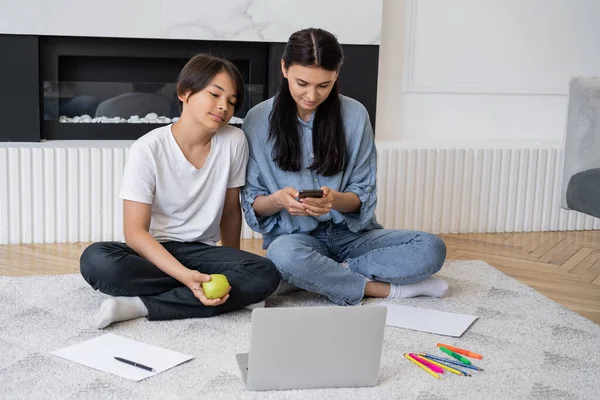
[560,77,600,219]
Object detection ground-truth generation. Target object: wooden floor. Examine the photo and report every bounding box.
[1,231,599,324]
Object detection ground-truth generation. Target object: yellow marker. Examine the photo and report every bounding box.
[419,355,471,377]
[404,353,441,380]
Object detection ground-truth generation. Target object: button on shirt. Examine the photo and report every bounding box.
[241,95,379,248]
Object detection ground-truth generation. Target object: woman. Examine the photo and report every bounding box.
[241,28,447,306]
[80,54,280,329]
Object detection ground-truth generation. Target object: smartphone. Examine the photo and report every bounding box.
[298,189,324,199]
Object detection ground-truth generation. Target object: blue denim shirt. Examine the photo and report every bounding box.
[241,95,380,248]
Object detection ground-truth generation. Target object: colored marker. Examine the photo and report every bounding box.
[419,355,471,376]
[409,353,445,373]
[419,353,484,371]
[437,343,482,359]
[439,346,472,365]
[404,353,441,380]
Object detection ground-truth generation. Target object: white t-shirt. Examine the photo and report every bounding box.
[120,124,249,245]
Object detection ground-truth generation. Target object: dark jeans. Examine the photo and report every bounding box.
[80,241,281,321]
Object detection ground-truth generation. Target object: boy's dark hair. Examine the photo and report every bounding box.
[269,28,346,176]
[176,54,245,113]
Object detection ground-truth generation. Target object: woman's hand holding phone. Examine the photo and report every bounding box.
[299,186,334,216]
[272,187,309,216]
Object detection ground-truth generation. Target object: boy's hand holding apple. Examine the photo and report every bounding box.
[185,270,231,306]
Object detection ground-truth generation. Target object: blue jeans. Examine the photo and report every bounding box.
[266,222,446,306]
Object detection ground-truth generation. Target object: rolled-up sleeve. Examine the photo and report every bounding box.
[240,107,281,234]
[342,114,378,232]
[241,154,279,233]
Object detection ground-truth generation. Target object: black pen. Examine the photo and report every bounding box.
[114,357,155,372]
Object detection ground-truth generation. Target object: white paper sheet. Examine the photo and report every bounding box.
[384,304,478,337]
[51,333,194,381]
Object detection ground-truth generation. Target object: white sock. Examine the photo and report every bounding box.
[386,277,449,299]
[244,301,266,310]
[94,297,148,329]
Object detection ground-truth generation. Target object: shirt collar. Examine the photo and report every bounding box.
[297,112,315,127]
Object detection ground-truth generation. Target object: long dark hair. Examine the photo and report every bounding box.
[269,28,346,176]
[176,54,245,113]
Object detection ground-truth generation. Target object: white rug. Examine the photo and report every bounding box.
[1,260,599,400]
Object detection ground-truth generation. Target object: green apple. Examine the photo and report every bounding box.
[201,274,230,299]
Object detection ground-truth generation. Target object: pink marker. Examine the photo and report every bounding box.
[409,353,445,373]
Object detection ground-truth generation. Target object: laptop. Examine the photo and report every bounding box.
[236,305,387,391]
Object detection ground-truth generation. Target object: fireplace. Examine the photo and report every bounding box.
[39,35,267,140]
[0,34,379,142]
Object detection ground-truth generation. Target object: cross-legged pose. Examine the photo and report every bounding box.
[80,54,280,328]
[241,28,447,306]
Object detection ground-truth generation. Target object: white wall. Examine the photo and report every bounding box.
[376,0,600,146]
[0,0,382,45]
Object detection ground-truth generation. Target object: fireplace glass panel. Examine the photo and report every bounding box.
[43,55,260,127]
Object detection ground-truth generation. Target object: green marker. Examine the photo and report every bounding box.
[439,346,472,365]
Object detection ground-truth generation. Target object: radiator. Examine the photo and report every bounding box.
[376,147,600,234]
[1,146,598,244]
